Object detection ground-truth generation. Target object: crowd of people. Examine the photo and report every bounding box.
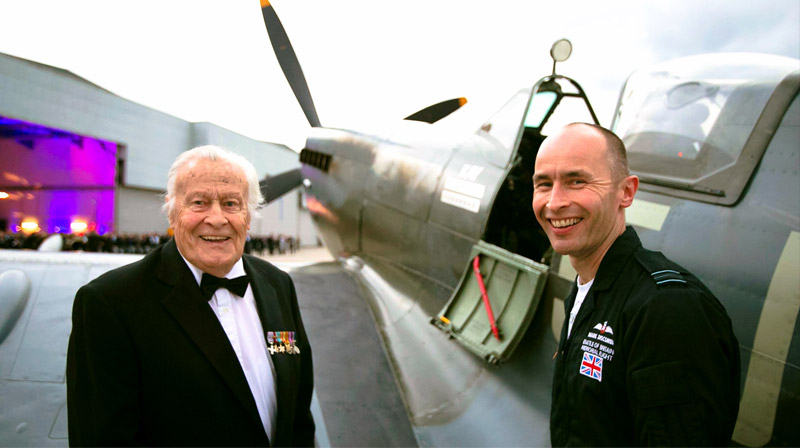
[0,230,301,256]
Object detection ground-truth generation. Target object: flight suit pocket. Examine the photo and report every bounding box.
[632,361,705,446]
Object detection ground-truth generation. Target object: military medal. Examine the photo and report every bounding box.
[290,331,300,354]
[266,330,301,355]
[284,331,293,354]
[267,331,277,355]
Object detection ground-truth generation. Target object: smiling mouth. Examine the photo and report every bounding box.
[200,236,231,242]
[549,218,583,229]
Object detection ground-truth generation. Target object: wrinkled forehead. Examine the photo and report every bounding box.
[176,158,248,194]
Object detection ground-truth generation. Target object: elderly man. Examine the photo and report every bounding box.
[533,123,740,446]
[67,145,314,446]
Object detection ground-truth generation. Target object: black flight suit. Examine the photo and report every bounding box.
[550,227,740,446]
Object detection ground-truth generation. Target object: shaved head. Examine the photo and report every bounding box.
[561,123,629,181]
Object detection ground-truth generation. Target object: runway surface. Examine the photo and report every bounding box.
[288,262,418,447]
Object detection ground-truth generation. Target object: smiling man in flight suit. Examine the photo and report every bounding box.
[67,145,314,446]
[532,123,740,446]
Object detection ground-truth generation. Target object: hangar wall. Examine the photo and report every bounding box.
[0,52,317,245]
[117,188,166,234]
[0,53,189,190]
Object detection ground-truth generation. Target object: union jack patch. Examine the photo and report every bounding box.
[579,352,603,382]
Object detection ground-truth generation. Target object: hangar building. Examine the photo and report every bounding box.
[0,52,316,245]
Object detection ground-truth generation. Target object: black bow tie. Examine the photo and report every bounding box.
[200,273,250,300]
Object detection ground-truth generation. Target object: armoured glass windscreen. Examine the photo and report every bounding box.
[524,91,557,128]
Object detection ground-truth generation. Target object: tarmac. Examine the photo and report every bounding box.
[257,245,336,265]
[268,246,419,447]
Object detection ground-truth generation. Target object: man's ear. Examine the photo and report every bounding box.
[619,175,639,208]
[165,196,174,225]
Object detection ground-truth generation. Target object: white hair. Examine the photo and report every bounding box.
[162,145,264,218]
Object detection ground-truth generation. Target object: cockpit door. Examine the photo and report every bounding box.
[432,241,548,364]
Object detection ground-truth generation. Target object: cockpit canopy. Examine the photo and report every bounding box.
[612,53,799,204]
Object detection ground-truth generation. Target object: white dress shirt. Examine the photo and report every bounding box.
[181,255,278,442]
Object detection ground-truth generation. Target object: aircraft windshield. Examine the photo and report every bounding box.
[523,91,557,128]
[477,90,530,153]
[613,54,798,182]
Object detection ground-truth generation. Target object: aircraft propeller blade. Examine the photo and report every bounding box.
[260,1,321,127]
[404,97,467,124]
[260,167,303,204]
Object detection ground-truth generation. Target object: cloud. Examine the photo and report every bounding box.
[637,0,800,60]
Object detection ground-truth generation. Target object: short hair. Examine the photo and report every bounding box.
[162,145,264,219]
[565,122,629,180]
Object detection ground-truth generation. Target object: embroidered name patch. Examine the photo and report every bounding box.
[581,322,616,364]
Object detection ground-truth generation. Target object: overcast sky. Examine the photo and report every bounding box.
[0,0,798,151]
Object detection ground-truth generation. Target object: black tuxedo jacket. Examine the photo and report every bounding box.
[66,239,314,447]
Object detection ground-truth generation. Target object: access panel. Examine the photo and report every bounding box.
[432,241,548,364]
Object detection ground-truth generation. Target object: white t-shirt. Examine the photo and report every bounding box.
[567,277,594,338]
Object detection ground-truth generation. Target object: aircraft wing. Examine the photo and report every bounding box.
[338,254,557,446]
[0,251,143,447]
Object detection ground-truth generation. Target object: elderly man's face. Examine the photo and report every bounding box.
[532,126,634,263]
[169,158,250,277]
